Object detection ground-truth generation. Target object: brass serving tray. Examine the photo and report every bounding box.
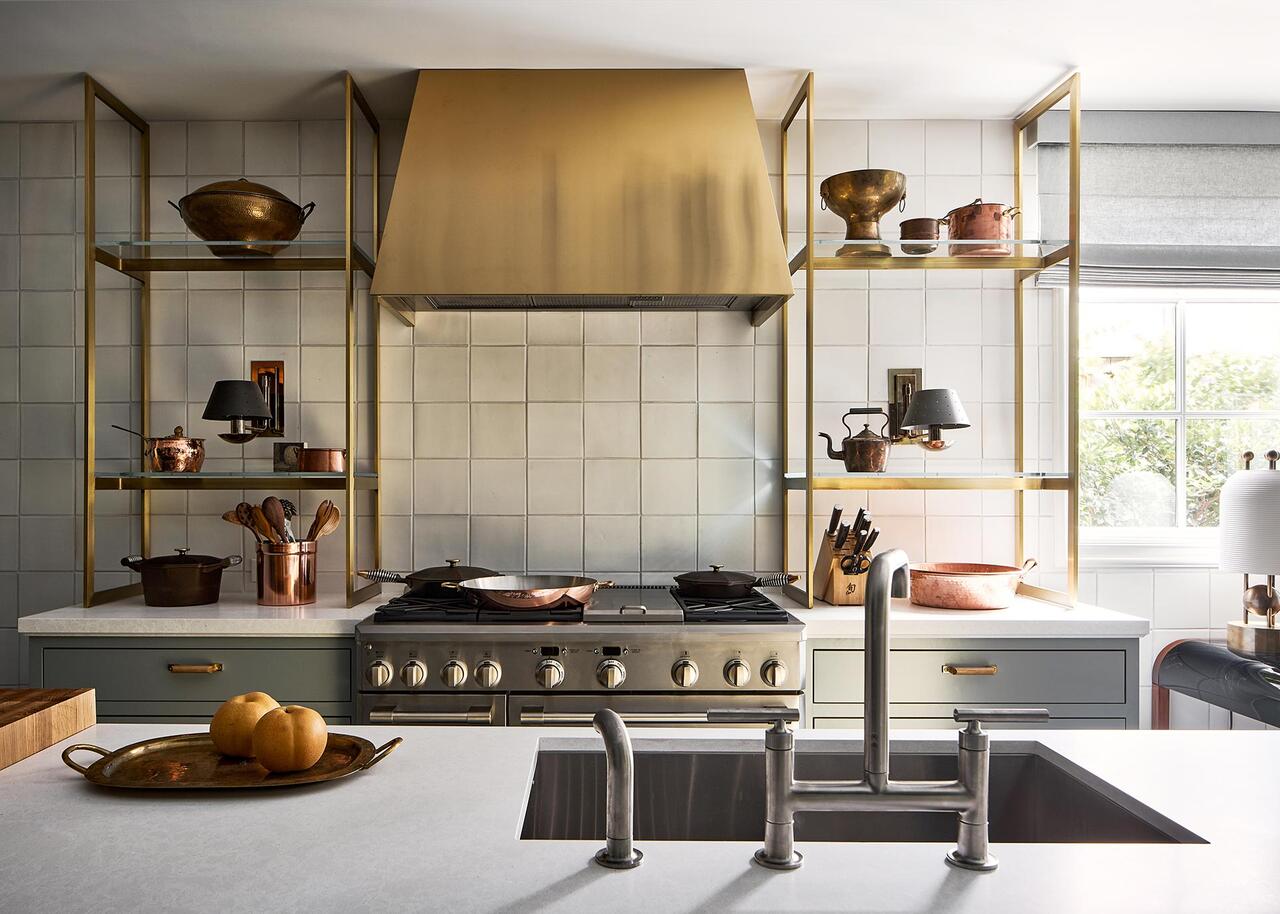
[62,732,401,790]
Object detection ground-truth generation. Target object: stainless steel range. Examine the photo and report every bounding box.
[355,585,804,726]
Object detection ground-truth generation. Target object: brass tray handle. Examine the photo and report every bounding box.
[62,744,110,775]
[942,664,998,676]
[361,737,403,771]
[167,662,223,674]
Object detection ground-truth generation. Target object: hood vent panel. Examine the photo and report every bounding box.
[371,70,793,318]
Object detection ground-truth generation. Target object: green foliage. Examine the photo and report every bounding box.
[1081,341,1280,528]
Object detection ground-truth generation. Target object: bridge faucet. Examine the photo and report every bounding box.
[591,708,643,868]
[743,549,1050,872]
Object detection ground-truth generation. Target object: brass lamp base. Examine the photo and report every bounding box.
[1226,619,1280,662]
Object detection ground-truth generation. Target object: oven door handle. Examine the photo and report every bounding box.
[369,705,494,725]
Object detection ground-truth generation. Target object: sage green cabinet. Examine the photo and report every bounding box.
[28,636,355,723]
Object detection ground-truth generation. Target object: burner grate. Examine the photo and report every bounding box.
[673,587,791,624]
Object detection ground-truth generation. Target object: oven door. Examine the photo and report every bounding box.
[509,692,802,727]
[360,692,506,725]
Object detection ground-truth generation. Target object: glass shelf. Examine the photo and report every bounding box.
[789,238,1069,273]
[783,471,1070,491]
[95,471,379,491]
[94,239,375,275]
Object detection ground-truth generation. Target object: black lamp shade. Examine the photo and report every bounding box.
[901,388,970,430]
[202,380,272,421]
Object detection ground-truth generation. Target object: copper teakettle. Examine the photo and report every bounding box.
[820,408,892,473]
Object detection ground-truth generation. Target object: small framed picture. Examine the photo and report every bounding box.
[274,441,307,472]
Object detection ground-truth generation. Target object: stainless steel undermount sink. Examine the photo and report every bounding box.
[520,739,1204,845]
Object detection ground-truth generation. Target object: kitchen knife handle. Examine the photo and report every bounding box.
[833,523,851,550]
[827,505,844,536]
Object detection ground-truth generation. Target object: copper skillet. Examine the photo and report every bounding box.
[442,575,613,610]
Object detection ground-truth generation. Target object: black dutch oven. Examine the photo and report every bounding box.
[122,549,243,607]
[673,565,797,599]
[359,559,499,596]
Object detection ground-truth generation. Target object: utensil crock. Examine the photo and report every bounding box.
[257,540,317,606]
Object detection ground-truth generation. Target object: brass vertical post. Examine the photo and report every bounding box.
[1066,73,1082,604]
[1012,123,1025,570]
[804,73,815,608]
[344,74,358,606]
[82,77,96,606]
[140,117,151,560]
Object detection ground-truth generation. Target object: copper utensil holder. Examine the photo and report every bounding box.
[257,541,317,606]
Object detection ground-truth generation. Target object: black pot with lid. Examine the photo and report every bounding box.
[359,559,500,596]
[122,548,243,607]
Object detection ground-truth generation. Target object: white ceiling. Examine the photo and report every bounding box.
[3,0,1279,122]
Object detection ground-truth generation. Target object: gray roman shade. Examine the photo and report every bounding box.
[1035,111,1280,287]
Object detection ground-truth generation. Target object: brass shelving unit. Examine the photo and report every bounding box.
[775,72,1082,608]
[82,73,383,607]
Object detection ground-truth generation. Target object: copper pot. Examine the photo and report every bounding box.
[898,217,940,255]
[114,424,205,472]
[941,199,1020,256]
[297,447,346,472]
[169,178,315,258]
[909,559,1037,610]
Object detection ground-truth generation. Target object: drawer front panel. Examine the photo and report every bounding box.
[812,649,1125,705]
[812,716,1127,730]
[43,647,351,703]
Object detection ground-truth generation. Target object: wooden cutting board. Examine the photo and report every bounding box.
[0,688,96,771]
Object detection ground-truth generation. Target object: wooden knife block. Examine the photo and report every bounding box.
[812,533,869,606]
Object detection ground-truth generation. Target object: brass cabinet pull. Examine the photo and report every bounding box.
[167,663,223,674]
[941,664,998,676]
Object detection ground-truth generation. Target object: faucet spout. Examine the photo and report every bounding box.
[863,549,910,791]
[592,709,642,868]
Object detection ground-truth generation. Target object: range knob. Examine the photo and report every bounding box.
[596,659,626,690]
[671,659,699,688]
[400,659,427,688]
[440,660,467,688]
[724,659,751,688]
[366,660,392,687]
[474,660,502,688]
[761,659,788,688]
[535,659,564,689]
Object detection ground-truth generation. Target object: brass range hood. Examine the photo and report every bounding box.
[371,69,793,318]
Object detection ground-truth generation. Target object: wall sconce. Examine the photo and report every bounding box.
[203,380,272,444]
[900,388,970,452]
[250,360,285,437]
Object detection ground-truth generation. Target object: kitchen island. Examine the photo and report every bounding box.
[0,723,1269,913]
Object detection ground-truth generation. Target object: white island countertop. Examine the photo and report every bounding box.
[0,723,1270,913]
[16,592,380,637]
[765,589,1150,639]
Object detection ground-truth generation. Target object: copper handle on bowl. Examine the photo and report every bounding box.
[361,737,403,770]
[61,744,110,775]
[941,664,998,676]
[167,663,223,674]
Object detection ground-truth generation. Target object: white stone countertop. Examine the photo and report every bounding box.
[0,723,1269,913]
[765,589,1151,639]
[18,588,1148,640]
[16,592,381,637]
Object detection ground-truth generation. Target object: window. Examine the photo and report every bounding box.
[1079,288,1280,559]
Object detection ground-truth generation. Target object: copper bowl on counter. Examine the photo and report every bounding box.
[297,447,347,472]
[909,560,1037,610]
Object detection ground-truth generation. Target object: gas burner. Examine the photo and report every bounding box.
[374,584,476,623]
[673,587,792,624]
[476,604,583,625]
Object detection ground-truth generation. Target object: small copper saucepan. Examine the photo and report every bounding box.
[940,199,1021,256]
[113,425,205,472]
[297,447,347,472]
[898,217,940,255]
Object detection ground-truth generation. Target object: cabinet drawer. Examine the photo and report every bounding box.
[812,648,1125,705]
[811,716,1126,730]
[42,647,351,703]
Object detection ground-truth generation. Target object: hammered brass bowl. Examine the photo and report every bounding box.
[820,169,907,257]
[170,178,315,258]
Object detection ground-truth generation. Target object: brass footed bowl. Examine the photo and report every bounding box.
[170,178,315,258]
[820,169,907,257]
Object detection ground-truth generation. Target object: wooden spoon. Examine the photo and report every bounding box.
[251,505,279,544]
[261,496,290,543]
[306,500,339,541]
[234,502,263,543]
[314,502,341,539]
